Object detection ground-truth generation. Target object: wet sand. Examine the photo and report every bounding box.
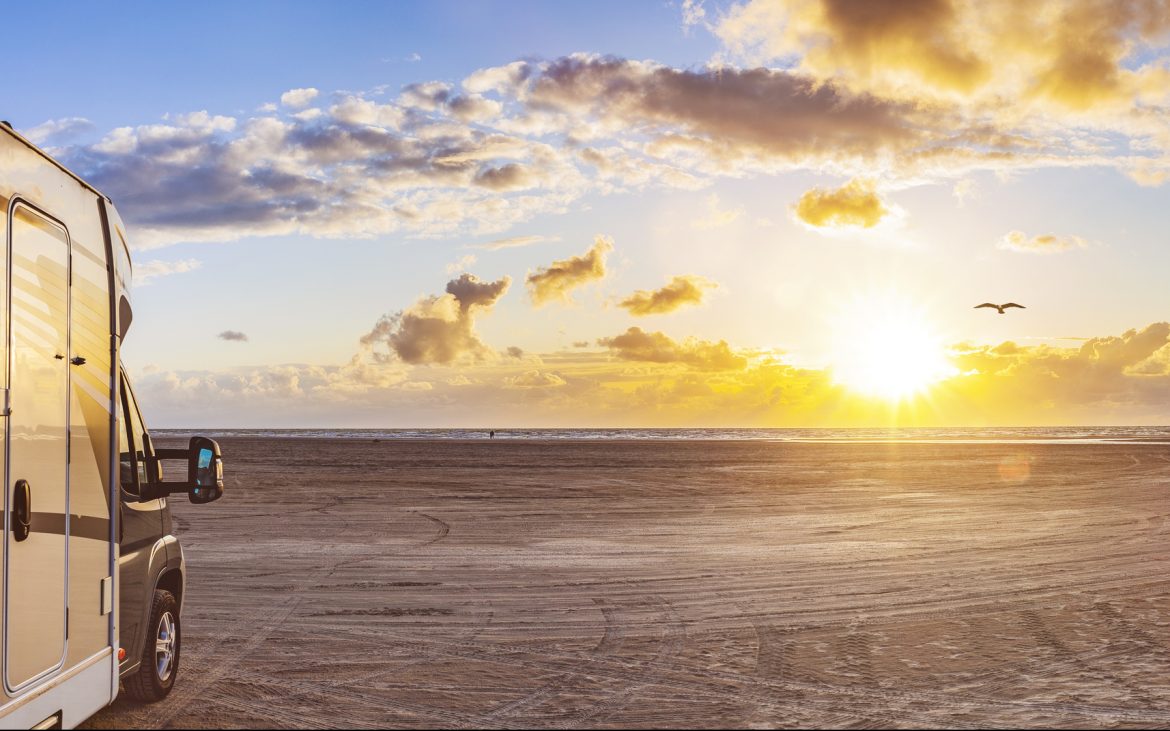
[84,438,1170,729]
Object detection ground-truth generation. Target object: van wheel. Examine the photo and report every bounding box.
[125,590,180,702]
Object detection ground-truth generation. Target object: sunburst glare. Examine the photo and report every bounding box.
[827,292,957,401]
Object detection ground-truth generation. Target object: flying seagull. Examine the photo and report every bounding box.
[975,302,1025,314]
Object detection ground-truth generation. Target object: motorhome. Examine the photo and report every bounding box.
[0,122,224,728]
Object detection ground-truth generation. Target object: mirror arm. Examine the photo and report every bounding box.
[137,437,223,504]
[139,480,202,502]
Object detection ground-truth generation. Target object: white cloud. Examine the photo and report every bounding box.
[280,88,320,109]
[691,193,744,229]
[681,0,707,30]
[445,253,478,274]
[132,258,202,285]
[475,234,559,250]
[21,117,93,146]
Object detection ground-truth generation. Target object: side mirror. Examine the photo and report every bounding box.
[187,436,223,504]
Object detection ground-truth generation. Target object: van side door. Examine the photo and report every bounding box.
[4,202,71,692]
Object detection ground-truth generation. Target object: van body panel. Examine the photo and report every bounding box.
[117,534,170,677]
[0,648,113,728]
[1,125,119,721]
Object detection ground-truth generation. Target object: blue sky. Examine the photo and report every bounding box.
[4,1,718,132]
[5,0,1170,427]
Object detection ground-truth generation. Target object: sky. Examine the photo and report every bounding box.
[5,0,1170,428]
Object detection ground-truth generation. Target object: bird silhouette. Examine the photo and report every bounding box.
[975,302,1025,314]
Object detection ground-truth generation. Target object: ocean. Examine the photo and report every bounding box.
[155,425,1170,444]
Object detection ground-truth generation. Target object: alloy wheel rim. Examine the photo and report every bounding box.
[155,612,177,682]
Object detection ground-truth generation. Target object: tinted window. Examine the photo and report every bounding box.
[118,390,138,496]
[121,373,159,491]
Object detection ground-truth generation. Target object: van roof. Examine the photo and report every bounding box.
[0,121,111,202]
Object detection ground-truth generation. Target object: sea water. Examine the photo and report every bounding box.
[155,426,1170,444]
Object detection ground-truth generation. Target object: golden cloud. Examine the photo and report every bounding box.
[134,321,1170,427]
[362,273,511,364]
[527,235,614,306]
[618,275,717,316]
[597,327,747,370]
[997,230,1088,253]
[944,323,1170,419]
[715,0,1170,112]
[793,178,891,229]
[504,370,568,389]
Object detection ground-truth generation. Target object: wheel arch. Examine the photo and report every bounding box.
[155,567,184,613]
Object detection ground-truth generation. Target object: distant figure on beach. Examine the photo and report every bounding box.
[490,430,495,439]
[975,302,1025,314]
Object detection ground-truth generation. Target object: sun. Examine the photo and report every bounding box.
[827,293,956,401]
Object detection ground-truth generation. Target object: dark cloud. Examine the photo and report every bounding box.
[362,274,511,365]
[473,163,533,190]
[218,330,248,342]
[529,56,922,165]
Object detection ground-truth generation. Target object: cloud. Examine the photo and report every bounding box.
[952,178,978,204]
[681,0,708,30]
[948,322,1170,418]
[280,88,320,109]
[21,117,94,146]
[691,193,744,229]
[475,234,559,250]
[503,370,567,388]
[50,37,1170,252]
[713,0,1170,111]
[218,330,248,342]
[997,230,1088,254]
[793,178,892,229]
[362,273,511,364]
[445,253,478,274]
[133,258,202,285]
[400,380,434,391]
[527,55,923,168]
[597,327,747,370]
[57,100,584,248]
[527,235,613,306]
[618,275,717,316]
[472,162,533,190]
[128,320,1170,428]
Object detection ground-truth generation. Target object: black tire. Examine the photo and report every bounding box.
[125,589,180,702]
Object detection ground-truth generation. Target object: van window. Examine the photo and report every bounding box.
[121,373,159,491]
[118,392,139,496]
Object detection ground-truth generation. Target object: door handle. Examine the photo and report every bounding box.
[71,356,86,366]
[12,479,30,542]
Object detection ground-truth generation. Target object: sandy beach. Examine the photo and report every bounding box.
[83,437,1170,729]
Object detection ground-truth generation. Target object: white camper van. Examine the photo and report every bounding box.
[0,122,224,728]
